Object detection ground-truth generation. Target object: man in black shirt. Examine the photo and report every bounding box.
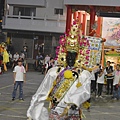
[23,43,28,58]
[105,61,114,95]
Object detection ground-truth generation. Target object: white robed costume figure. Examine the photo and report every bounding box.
[27,20,92,120]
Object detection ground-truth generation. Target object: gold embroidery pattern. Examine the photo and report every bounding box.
[47,70,77,102]
[54,77,75,101]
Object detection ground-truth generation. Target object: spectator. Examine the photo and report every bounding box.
[23,43,28,58]
[105,61,114,95]
[7,43,14,55]
[54,58,58,66]
[23,58,28,72]
[91,70,95,93]
[96,67,105,98]
[35,53,43,68]
[44,57,54,75]
[44,54,50,64]
[7,51,13,69]
[8,51,12,60]
[12,59,26,101]
[112,64,120,100]
[91,64,100,95]
[20,51,25,60]
[38,44,44,54]
[12,52,19,69]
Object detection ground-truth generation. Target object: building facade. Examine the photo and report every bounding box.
[3,0,66,58]
[3,0,120,59]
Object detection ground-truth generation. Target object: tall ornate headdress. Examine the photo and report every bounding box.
[56,19,90,67]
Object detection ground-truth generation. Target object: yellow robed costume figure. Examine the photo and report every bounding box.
[3,49,9,71]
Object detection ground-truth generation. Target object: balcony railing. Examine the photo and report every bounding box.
[2,14,66,33]
[7,0,46,7]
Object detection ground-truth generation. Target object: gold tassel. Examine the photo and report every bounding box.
[53,80,57,86]
[76,76,82,88]
[60,106,70,117]
[76,81,82,88]
[79,109,86,119]
[48,102,52,112]
[83,102,90,109]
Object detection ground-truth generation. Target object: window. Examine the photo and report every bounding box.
[13,6,36,16]
[54,8,63,15]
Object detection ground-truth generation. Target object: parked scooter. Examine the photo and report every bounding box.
[34,58,45,74]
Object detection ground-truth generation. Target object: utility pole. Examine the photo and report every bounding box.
[0,0,5,28]
[0,0,5,42]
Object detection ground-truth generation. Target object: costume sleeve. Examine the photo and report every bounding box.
[27,67,58,120]
[64,70,92,107]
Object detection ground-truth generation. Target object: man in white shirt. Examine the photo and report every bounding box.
[13,52,19,61]
[12,59,26,101]
[44,55,50,64]
[44,57,54,75]
[113,64,120,100]
[96,67,105,98]
[20,51,25,60]
[12,52,19,68]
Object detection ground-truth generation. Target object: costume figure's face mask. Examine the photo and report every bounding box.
[66,51,77,67]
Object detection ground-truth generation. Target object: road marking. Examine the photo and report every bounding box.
[27,82,39,85]
[24,86,37,90]
[88,109,120,118]
[91,105,118,108]
[0,107,23,114]
[0,79,35,90]
[0,106,26,110]
[0,84,13,90]
[0,113,27,119]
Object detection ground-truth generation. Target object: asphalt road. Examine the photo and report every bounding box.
[0,70,120,120]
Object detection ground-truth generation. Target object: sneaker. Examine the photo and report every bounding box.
[113,98,117,100]
[12,97,15,101]
[99,96,103,99]
[96,95,99,98]
[19,98,24,101]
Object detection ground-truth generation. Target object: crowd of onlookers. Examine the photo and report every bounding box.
[18,52,120,101]
[0,50,28,74]
[0,42,28,74]
[11,51,27,69]
[37,54,120,101]
[35,53,56,75]
[1,46,120,101]
[91,61,120,100]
